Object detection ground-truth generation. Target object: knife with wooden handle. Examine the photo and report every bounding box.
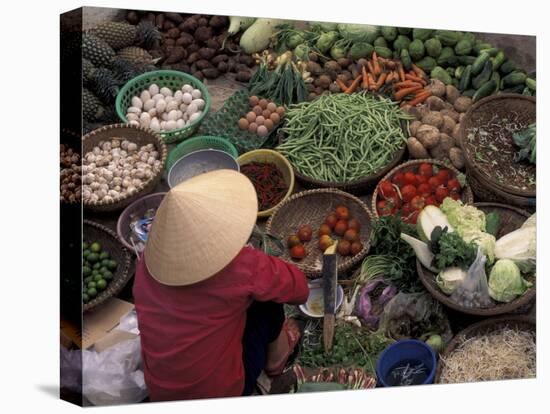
[322,242,338,353]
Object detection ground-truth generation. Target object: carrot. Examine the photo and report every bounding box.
[394,85,423,101]
[368,73,376,90]
[336,79,348,92]
[411,63,427,79]
[374,72,387,90]
[394,80,423,89]
[393,70,400,82]
[397,63,406,82]
[385,72,394,84]
[362,65,369,90]
[372,52,381,75]
[345,75,363,94]
[407,90,432,106]
[385,60,397,70]
[405,74,427,85]
[367,60,375,76]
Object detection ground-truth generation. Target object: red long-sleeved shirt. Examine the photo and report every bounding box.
[133,246,308,402]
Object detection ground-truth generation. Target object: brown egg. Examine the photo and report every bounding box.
[255,116,265,125]
[253,105,263,115]
[276,106,285,116]
[248,122,258,133]
[270,112,281,124]
[246,111,256,123]
[259,99,269,109]
[238,118,249,130]
[249,95,259,107]
[262,109,272,119]
[263,119,274,130]
[257,125,269,137]
[267,102,277,112]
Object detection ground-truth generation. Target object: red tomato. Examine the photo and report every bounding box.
[428,176,441,190]
[418,163,433,178]
[436,169,451,183]
[447,178,461,193]
[425,196,437,206]
[392,172,406,187]
[417,183,431,197]
[404,171,417,186]
[410,195,426,211]
[386,194,402,211]
[450,192,461,201]
[401,184,417,203]
[409,210,420,224]
[416,175,428,185]
[379,180,396,198]
[435,186,450,203]
[377,200,393,216]
[401,202,412,217]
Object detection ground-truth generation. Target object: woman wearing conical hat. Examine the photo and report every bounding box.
[133,169,309,402]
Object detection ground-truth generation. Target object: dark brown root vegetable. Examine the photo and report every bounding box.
[206,39,220,50]
[337,57,352,68]
[177,32,194,47]
[164,38,175,47]
[194,26,213,43]
[308,52,318,62]
[165,12,184,24]
[416,125,440,149]
[318,75,332,89]
[198,17,209,27]
[306,61,323,76]
[329,82,341,93]
[324,60,341,72]
[209,15,228,28]
[227,60,237,73]
[145,13,156,23]
[407,137,430,159]
[181,18,198,33]
[337,73,351,83]
[212,54,229,65]
[445,85,460,104]
[165,46,187,64]
[155,13,165,29]
[235,63,250,73]
[166,27,180,39]
[202,68,219,79]
[306,83,316,92]
[430,144,448,160]
[178,22,187,31]
[238,54,255,67]
[325,69,338,81]
[356,58,369,68]
[198,48,217,60]
[172,63,191,73]
[187,52,200,64]
[217,61,229,73]
[196,59,213,70]
[192,70,205,81]
[126,11,139,25]
[163,20,176,31]
[426,96,445,111]
[236,71,252,82]
[308,92,318,101]
[186,43,199,54]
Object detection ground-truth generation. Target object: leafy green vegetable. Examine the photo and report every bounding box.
[488,259,533,302]
[485,212,500,237]
[513,123,536,164]
[430,226,477,270]
[436,267,468,295]
[494,219,536,273]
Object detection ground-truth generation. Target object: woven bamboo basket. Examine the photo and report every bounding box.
[435,316,535,383]
[417,202,535,316]
[371,159,474,218]
[265,188,373,278]
[82,124,167,213]
[83,220,133,312]
[458,94,536,206]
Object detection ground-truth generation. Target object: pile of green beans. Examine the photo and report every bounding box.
[277,92,410,183]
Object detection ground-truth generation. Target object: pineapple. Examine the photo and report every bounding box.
[82,58,96,83]
[88,68,120,103]
[88,21,137,50]
[82,33,115,67]
[136,21,162,50]
[82,88,105,121]
[117,46,156,65]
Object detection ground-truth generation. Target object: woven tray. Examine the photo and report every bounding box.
[83,220,133,313]
[82,123,167,213]
[371,159,474,218]
[458,93,536,198]
[199,90,283,154]
[417,202,535,316]
[265,189,373,278]
[435,315,535,383]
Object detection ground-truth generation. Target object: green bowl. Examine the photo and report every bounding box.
[166,135,238,171]
[115,70,211,144]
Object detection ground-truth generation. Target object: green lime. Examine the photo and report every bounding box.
[96,279,107,290]
[101,259,110,267]
[103,270,113,280]
[84,276,92,284]
[87,287,97,297]
[83,249,91,258]
[90,242,102,253]
[99,266,108,274]
[99,251,110,260]
[107,260,118,270]
[82,266,91,276]
[83,242,89,250]
[87,281,97,289]
[92,269,99,275]
[83,293,89,303]
[88,252,99,263]
[93,274,104,282]
[93,262,101,270]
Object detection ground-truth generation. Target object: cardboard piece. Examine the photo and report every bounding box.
[82,297,135,349]
[94,329,138,353]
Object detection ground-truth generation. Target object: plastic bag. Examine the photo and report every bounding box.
[450,248,493,308]
[353,278,397,329]
[378,292,453,344]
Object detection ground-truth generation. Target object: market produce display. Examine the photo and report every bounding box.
[82,139,163,203]
[293,365,376,390]
[240,161,288,211]
[278,93,408,183]
[124,82,206,132]
[60,144,81,203]
[82,241,118,304]
[238,96,285,137]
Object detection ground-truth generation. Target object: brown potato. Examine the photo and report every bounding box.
[445,85,460,104]
[449,147,465,169]
[422,112,444,129]
[439,133,455,152]
[454,96,473,113]
[416,125,440,149]
[426,96,446,111]
[426,79,446,98]
[452,123,461,141]
[409,120,422,137]
[407,137,430,159]
[440,108,460,123]
[430,144,448,160]
[440,115,457,135]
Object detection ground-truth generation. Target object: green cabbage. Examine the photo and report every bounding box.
[495,220,536,273]
[462,231,496,264]
[436,267,467,295]
[337,23,379,44]
[488,259,532,302]
[316,31,339,53]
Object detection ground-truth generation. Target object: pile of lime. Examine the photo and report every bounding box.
[82,241,118,304]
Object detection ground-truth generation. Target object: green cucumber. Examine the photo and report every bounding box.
[472,60,493,89]
[458,55,476,65]
[502,84,526,94]
[472,52,490,75]
[502,71,527,87]
[455,65,465,79]
[374,46,393,58]
[473,79,497,102]
[491,72,501,92]
[462,89,476,97]
[522,86,533,96]
[525,77,536,91]
[459,65,472,91]
[473,42,492,55]
[499,60,516,74]
[491,51,505,71]
[400,49,412,70]
[479,47,499,57]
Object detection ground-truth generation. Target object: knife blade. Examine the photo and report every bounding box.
[322,242,338,353]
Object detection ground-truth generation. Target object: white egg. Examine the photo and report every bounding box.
[182,84,193,93]
[140,90,151,102]
[129,120,140,127]
[179,103,188,112]
[156,99,167,113]
[174,90,183,102]
[167,110,179,121]
[150,117,160,132]
[176,119,185,129]
[143,99,155,111]
[165,96,174,104]
[160,87,173,97]
[192,98,205,110]
[140,112,151,128]
[149,84,160,95]
[127,106,141,115]
[160,121,167,130]
[148,108,157,117]
[191,89,202,99]
[166,100,179,112]
[165,120,177,131]
[131,96,143,109]
[152,93,164,102]
[182,92,193,104]
[175,110,183,119]
[186,103,198,114]
[189,112,201,123]
[161,112,169,121]
[126,113,139,122]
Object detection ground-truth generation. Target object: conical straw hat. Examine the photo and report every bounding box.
[144,169,258,286]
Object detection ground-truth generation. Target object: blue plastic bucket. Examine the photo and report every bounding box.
[376,339,437,387]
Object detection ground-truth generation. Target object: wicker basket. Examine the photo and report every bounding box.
[417,202,535,316]
[82,124,167,213]
[435,316,535,383]
[371,159,474,218]
[83,220,133,313]
[166,136,238,171]
[265,189,373,278]
[458,93,536,204]
[115,70,211,144]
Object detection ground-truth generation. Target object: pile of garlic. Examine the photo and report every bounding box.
[82,139,162,204]
[125,83,205,132]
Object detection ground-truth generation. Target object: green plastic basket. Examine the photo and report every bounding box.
[199,90,282,154]
[115,70,211,144]
[165,135,238,171]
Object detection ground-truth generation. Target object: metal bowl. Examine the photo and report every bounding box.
[167,149,240,188]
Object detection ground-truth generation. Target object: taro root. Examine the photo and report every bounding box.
[126,11,139,25]
[155,13,165,29]
[181,18,198,33]
[192,70,205,80]
[163,20,176,31]
[176,32,194,47]
[337,57,351,68]
[209,15,228,28]
[206,38,220,50]
[165,12,184,24]
[187,43,200,54]
[197,17,209,27]
[195,59,212,70]
[194,26,213,43]
[165,46,187,64]
[202,68,219,79]
[306,61,323,76]
[187,52,200,64]
[172,63,191,73]
[165,27,180,39]
[212,54,229,65]
[236,71,252,82]
[324,60,341,72]
[198,48,217,60]
[238,54,255,67]
[217,61,229,73]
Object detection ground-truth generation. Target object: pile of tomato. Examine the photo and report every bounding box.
[375,163,463,224]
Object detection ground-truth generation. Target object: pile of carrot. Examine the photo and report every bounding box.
[335,53,432,106]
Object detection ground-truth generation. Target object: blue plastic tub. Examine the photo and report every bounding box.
[376,339,437,387]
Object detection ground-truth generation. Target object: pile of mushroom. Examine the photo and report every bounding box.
[125,83,205,132]
[82,139,162,204]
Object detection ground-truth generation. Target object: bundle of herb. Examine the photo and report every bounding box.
[428,226,477,270]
